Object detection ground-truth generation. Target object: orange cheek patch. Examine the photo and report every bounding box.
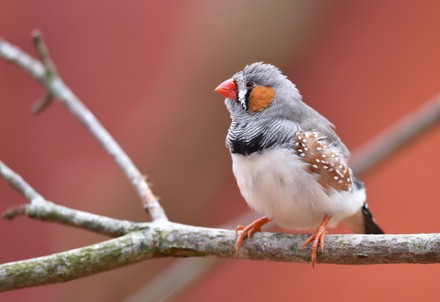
[248,86,275,112]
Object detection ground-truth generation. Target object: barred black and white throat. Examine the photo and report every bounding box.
[215,62,383,235]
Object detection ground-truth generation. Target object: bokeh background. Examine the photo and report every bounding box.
[1,1,440,301]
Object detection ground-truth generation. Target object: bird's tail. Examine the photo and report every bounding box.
[344,179,384,234]
[361,203,384,234]
[344,202,384,234]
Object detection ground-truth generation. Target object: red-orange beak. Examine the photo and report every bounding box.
[214,78,237,99]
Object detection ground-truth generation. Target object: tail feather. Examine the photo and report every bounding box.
[345,179,384,234]
[361,203,384,234]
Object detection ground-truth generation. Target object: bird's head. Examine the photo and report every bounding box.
[215,62,302,120]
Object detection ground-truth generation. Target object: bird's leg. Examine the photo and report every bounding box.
[235,216,270,252]
[301,215,331,268]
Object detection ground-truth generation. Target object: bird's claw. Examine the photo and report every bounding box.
[234,217,270,252]
[301,215,331,268]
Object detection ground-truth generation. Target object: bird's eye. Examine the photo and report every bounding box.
[245,81,255,89]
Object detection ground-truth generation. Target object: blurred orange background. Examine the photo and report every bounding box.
[1,1,440,301]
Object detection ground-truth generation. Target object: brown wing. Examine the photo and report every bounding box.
[292,130,353,193]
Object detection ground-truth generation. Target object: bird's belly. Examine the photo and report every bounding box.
[231,148,363,230]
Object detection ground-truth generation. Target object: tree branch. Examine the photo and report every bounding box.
[30,29,56,113]
[0,160,43,202]
[1,222,439,291]
[4,202,143,237]
[0,34,167,221]
[0,160,142,236]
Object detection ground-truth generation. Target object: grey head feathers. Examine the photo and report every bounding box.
[234,62,286,87]
[225,62,349,156]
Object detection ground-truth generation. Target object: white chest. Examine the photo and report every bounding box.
[231,148,364,230]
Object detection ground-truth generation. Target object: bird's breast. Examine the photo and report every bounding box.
[231,147,364,230]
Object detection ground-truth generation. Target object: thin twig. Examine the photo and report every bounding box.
[0,37,45,81]
[2,205,27,220]
[6,202,143,237]
[31,30,58,79]
[0,222,439,292]
[0,34,168,221]
[29,30,56,113]
[31,92,53,114]
[0,161,142,236]
[0,160,43,203]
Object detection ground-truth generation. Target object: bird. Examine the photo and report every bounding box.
[214,62,383,267]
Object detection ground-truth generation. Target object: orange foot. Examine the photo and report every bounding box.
[301,215,331,268]
[235,216,270,252]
